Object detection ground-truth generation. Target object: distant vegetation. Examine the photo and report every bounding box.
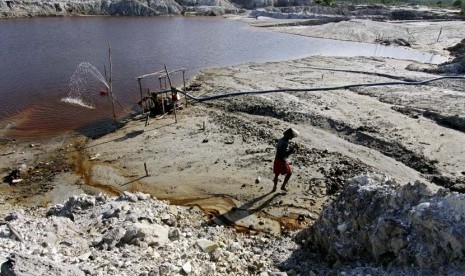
[311,0,465,15]
[453,0,465,13]
[315,0,335,5]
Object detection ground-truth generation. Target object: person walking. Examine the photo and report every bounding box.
[273,128,299,192]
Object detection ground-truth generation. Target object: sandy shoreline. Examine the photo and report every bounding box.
[1,16,464,235]
[237,16,465,56]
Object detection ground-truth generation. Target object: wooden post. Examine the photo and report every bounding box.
[145,113,150,126]
[7,223,24,243]
[158,76,165,114]
[164,65,177,123]
[108,42,117,124]
[138,77,145,115]
[144,162,149,177]
[138,78,143,102]
[162,93,165,115]
[202,132,211,143]
[436,27,443,43]
[183,69,187,107]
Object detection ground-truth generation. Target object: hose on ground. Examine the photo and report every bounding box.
[173,76,465,102]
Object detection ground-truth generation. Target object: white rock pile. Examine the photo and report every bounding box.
[0,192,297,275]
[298,174,465,273]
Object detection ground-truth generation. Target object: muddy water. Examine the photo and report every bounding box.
[163,194,307,234]
[0,17,448,138]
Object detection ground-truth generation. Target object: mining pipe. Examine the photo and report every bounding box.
[172,76,465,102]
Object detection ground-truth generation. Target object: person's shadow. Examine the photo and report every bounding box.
[205,191,285,228]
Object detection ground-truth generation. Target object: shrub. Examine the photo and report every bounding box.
[314,0,333,6]
[452,0,463,7]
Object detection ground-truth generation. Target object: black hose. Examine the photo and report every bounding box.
[174,76,465,102]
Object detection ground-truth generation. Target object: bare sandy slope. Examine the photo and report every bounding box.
[243,18,465,56]
[61,55,464,234]
[1,18,464,235]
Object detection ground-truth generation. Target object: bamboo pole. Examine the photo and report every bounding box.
[104,65,108,83]
[158,77,165,114]
[137,78,145,115]
[108,42,117,124]
[135,70,165,80]
[164,65,177,123]
[183,69,187,107]
[138,78,143,102]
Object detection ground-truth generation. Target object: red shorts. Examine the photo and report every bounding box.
[273,158,291,175]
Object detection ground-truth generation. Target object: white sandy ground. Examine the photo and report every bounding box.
[1,17,465,234]
[235,16,465,56]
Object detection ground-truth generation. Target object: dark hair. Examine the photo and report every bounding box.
[284,128,297,138]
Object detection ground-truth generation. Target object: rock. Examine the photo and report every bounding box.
[228,242,242,252]
[298,173,465,268]
[452,183,465,193]
[158,263,171,275]
[47,194,96,219]
[168,205,178,216]
[1,253,85,276]
[336,222,347,233]
[77,252,92,262]
[122,222,169,247]
[101,227,126,249]
[210,248,222,261]
[182,261,192,274]
[118,191,139,202]
[161,214,177,227]
[196,239,219,253]
[168,228,181,241]
[102,207,122,220]
[5,210,24,221]
[134,192,150,201]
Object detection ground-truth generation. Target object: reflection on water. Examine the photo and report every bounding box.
[0,16,448,137]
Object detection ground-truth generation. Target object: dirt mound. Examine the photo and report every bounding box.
[297,174,465,270]
[430,38,465,74]
[432,56,465,74]
[447,38,465,57]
